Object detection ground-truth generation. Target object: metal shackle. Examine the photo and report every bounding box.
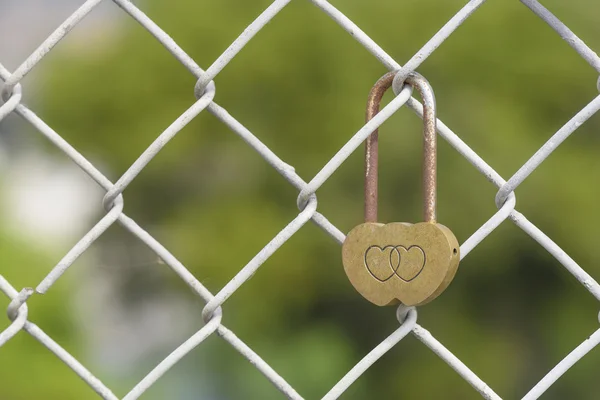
[364,71,437,224]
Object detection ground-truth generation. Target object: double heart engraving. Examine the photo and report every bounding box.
[364,245,426,282]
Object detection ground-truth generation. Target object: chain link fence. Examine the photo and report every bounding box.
[1,0,600,398]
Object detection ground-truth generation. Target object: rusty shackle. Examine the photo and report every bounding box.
[364,71,437,224]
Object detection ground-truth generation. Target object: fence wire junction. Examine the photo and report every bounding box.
[1,0,600,399]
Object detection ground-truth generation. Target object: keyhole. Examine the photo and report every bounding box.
[453,248,458,256]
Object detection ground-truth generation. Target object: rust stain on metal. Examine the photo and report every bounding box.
[364,71,437,223]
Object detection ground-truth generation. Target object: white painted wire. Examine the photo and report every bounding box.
[0,0,599,399]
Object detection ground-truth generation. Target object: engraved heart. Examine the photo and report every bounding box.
[364,245,399,282]
[395,246,425,282]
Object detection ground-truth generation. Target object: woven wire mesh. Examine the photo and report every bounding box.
[1,0,600,399]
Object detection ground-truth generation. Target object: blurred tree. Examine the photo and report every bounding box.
[6,0,600,398]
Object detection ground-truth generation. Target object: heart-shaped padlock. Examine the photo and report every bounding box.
[342,71,459,307]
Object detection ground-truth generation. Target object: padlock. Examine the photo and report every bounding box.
[341,71,459,307]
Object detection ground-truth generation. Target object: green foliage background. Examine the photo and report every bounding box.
[2,0,600,398]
